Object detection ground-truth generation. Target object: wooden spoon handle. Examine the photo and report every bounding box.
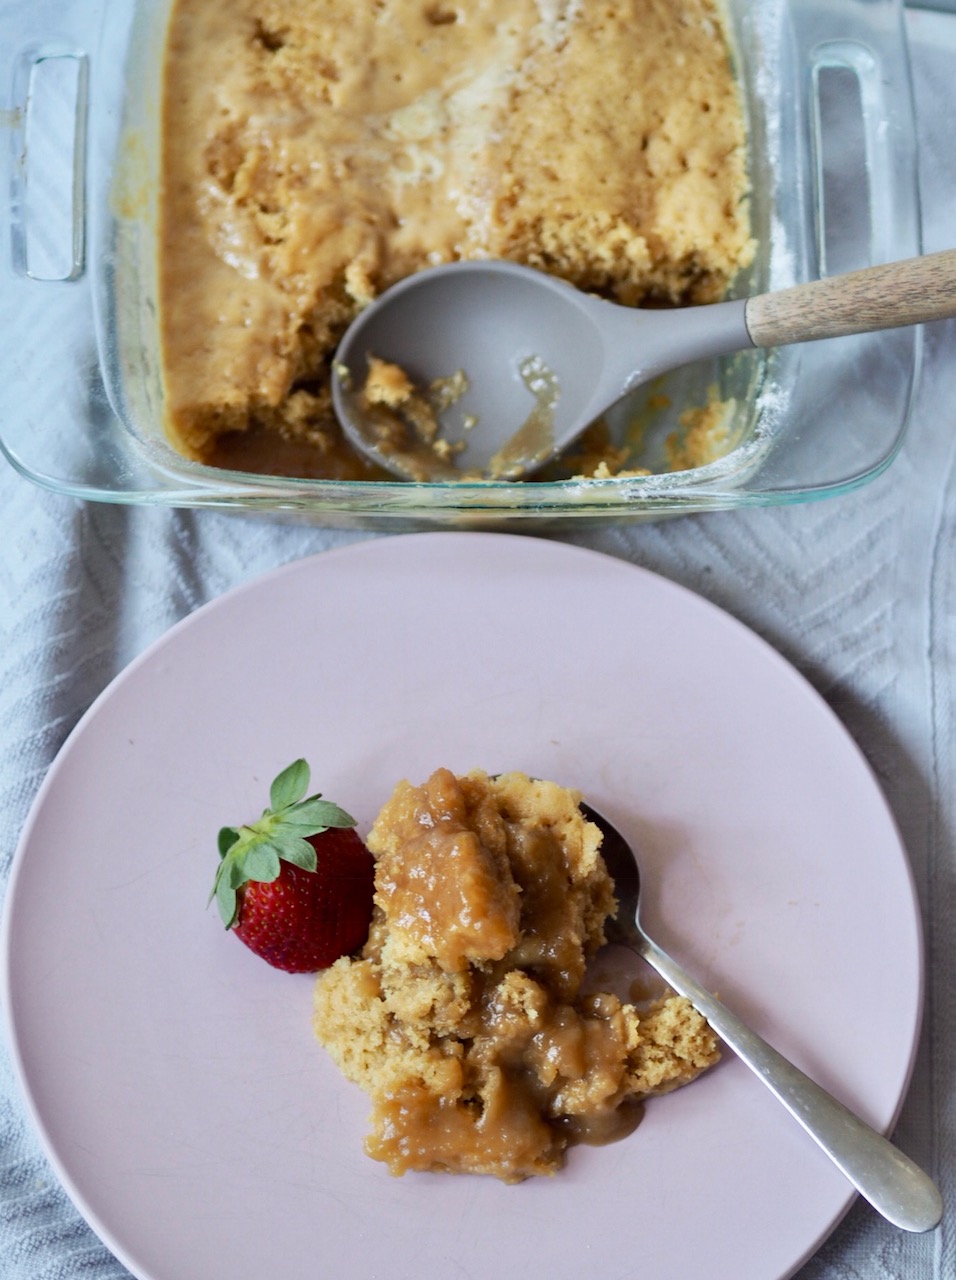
[745,248,956,348]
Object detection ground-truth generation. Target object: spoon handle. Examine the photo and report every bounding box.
[745,247,956,347]
[635,932,942,1233]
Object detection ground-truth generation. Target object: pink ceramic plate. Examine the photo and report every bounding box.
[1,532,922,1280]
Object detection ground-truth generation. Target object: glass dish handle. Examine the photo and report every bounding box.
[4,44,89,284]
[809,32,919,275]
[0,4,139,500]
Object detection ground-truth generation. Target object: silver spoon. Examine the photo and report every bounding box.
[332,249,956,480]
[585,803,943,1234]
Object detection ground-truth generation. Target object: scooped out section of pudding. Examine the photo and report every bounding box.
[313,768,719,1181]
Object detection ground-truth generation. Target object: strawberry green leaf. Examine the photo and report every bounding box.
[270,832,319,871]
[216,874,239,929]
[242,842,282,883]
[270,759,310,812]
[287,797,356,829]
[218,826,240,858]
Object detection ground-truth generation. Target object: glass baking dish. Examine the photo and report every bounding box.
[0,0,920,527]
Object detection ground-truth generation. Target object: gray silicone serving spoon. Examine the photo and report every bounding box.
[332,249,956,480]
[585,802,943,1234]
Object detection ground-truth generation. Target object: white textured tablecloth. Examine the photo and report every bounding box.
[2,8,955,1277]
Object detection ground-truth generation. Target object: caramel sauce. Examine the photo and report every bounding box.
[487,355,560,479]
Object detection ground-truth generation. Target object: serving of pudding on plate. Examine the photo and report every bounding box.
[313,769,718,1181]
[158,0,754,480]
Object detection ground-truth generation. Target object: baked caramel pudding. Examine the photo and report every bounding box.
[313,769,719,1181]
[159,0,753,480]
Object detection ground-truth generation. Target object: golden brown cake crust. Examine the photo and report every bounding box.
[313,769,719,1181]
[159,0,753,474]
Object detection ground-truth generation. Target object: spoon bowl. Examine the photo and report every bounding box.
[333,249,956,480]
[584,803,943,1234]
[333,263,614,479]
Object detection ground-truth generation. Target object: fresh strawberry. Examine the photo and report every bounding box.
[210,759,375,973]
